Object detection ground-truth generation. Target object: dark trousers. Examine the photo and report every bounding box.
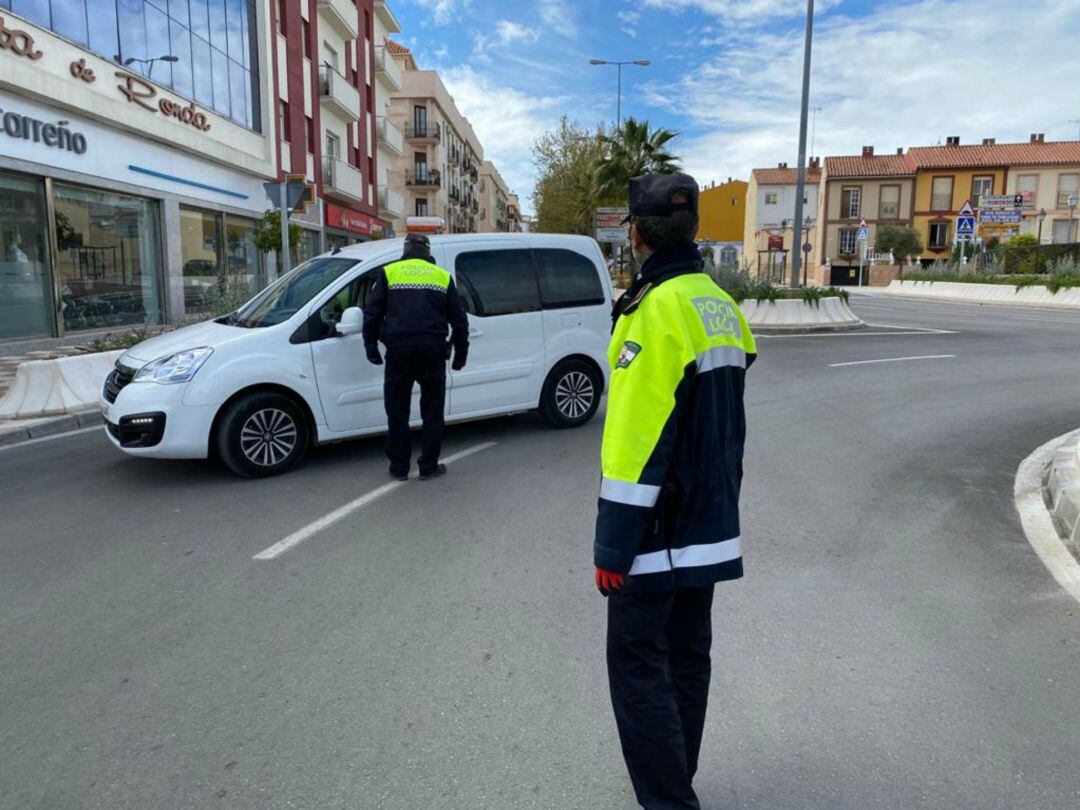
[384,345,446,476]
[607,585,715,810]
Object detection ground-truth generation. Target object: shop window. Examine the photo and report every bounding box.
[0,172,53,339]
[53,184,164,332]
[181,208,264,316]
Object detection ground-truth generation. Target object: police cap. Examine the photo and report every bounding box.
[625,173,699,222]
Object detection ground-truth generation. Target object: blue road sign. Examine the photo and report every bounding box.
[957,216,976,236]
[856,227,869,242]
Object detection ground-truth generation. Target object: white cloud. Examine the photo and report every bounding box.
[618,9,640,37]
[642,0,838,22]
[538,0,577,38]
[494,20,540,46]
[641,0,1080,186]
[414,0,470,26]
[440,66,571,212]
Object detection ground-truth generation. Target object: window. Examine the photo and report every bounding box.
[326,132,340,158]
[181,208,265,315]
[971,176,993,208]
[840,187,861,219]
[306,116,315,154]
[313,272,379,338]
[533,249,605,309]
[324,42,338,70]
[763,191,779,205]
[879,185,900,220]
[279,101,290,142]
[838,229,857,255]
[234,257,356,328]
[1052,219,1075,244]
[1016,175,1038,208]
[928,222,949,249]
[413,105,427,136]
[931,177,953,212]
[1057,174,1079,208]
[454,250,540,317]
[302,19,311,58]
[0,170,53,339]
[415,199,429,216]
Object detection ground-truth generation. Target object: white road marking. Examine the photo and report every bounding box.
[0,425,101,452]
[253,441,498,560]
[1014,431,1080,605]
[828,354,956,368]
[862,322,957,334]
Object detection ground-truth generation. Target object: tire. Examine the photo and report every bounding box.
[539,359,602,429]
[216,392,310,478]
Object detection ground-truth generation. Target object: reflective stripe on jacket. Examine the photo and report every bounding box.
[362,258,469,353]
[594,270,757,591]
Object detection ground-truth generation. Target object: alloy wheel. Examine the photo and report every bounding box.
[555,371,595,420]
[240,408,298,467]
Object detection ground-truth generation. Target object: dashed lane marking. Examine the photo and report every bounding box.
[828,354,956,368]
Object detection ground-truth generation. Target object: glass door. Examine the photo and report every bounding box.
[0,171,55,339]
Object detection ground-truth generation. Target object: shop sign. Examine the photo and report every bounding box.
[0,15,43,60]
[327,203,384,235]
[116,72,211,131]
[0,105,87,154]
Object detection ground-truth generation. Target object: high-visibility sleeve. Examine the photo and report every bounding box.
[594,296,695,573]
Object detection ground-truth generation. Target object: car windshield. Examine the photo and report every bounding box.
[229,257,358,328]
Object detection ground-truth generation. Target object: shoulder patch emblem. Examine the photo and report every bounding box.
[616,341,642,369]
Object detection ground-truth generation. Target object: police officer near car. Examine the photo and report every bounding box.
[362,233,469,481]
[595,173,757,809]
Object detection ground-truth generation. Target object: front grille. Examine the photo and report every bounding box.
[103,363,136,404]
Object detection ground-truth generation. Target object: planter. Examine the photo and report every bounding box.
[0,350,122,420]
[886,280,1080,309]
[739,296,864,333]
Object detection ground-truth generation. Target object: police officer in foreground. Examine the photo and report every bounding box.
[595,173,757,808]
[363,234,469,481]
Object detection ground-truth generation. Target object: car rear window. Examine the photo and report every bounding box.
[455,249,541,317]
[533,248,605,309]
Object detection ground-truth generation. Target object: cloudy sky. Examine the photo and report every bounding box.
[395,0,1080,213]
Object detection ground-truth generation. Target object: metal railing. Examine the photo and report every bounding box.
[406,168,441,187]
[405,122,441,141]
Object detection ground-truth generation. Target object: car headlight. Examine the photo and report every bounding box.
[134,348,214,384]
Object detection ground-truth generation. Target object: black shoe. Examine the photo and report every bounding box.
[389,469,409,482]
[419,464,447,481]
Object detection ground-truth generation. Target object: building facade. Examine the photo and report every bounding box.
[477,159,509,232]
[743,162,820,280]
[1,0,277,340]
[696,178,747,269]
[372,0,404,228]
[820,148,916,282]
[273,0,385,259]
[384,43,482,235]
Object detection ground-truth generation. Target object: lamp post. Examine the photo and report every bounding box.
[1069,193,1078,243]
[588,59,651,131]
[801,216,812,287]
[1036,207,1047,273]
[790,0,815,289]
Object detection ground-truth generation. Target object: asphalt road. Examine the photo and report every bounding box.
[3,295,1080,809]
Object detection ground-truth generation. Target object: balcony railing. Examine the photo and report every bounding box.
[322,156,364,203]
[405,122,441,142]
[406,168,441,188]
[379,185,404,218]
[376,117,403,156]
[374,46,403,91]
[319,64,360,122]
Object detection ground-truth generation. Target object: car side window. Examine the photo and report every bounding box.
[454,249,540,317]
[315,268,382,338]
[533,248,606,309]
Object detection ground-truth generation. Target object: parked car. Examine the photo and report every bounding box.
[101,234,613,477]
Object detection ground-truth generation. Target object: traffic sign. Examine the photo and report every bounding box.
[958,200,975,217]
[856,227,869,242]
[956,199,976,236]
[980,194,1023,210]
[802,242,812,253]
[1069,193,1079,209]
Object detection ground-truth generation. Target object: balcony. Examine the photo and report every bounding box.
[405,122,441,143]
[319,65,360,122]
[323,156,364,203]
[374,46,403,91]
[374,0,401,34]
[376,117,403,156]
[406,168,441,189]
[379,185,404,219]
[317,0,359,40]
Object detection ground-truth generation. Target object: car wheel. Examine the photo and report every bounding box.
[540,359,602,429]
[216,392,310,478]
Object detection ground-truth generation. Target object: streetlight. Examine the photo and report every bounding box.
[115,53,179,79]
[1037,207,1047,273]
[589,59,651,130]
[801,216,812,287]
[791,0,815,289]
[1069,193,1078,242]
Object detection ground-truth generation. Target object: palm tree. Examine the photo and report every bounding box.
[592,118,681,202]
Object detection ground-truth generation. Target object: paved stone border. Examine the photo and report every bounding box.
[1045,432,1080,554]
[885,280,1080,309]
[739,296,865,333]
[0,409,103,448]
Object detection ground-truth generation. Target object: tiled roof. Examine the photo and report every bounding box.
[824,153,915,178]
[906,141,1080,169]
[751,167,821,186]
[385,39,410,55]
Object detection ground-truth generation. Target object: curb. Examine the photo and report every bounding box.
[0,350,122,420]
[0,410,103,448]
[884,280,1080,310]
[740,296,865,333]
[1045,432,1080,553]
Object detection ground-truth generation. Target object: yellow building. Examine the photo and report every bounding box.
[697,179,747,243]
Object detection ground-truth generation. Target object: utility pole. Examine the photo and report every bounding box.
[589,59,651,132]
[791,0,815,289]
[810,105,822,159]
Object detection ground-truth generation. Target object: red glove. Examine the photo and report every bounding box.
[595,567,626,595]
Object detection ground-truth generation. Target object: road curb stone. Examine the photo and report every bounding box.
[0,409,102,447]
[1045,432,1080,553]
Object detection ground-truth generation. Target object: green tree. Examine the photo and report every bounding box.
[1005,233,1038,248]
[591,118,681,202]
[874,225,923,261]
[531,117,610,235]
[253,210,303,257]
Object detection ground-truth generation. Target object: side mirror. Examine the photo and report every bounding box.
[335,306,363,336]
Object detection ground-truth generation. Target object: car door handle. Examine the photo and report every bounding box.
[469,328,484,338]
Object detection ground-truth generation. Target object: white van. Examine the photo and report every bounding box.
[101,234,613,477]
